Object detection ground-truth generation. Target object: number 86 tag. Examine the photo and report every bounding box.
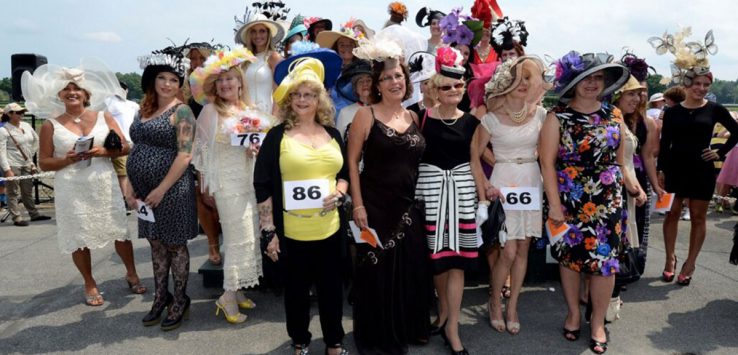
[499,187,540,211]
[283,179,330,211]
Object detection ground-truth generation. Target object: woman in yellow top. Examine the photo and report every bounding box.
[254,58,349,355]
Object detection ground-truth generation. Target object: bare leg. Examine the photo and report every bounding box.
[506,239,531,333]
[444,269,465,351]
[589,274,615,343]
[433,272,449,326]
[559,265,581,332]
[486,245,500,293]
[71,248,101,303]
[682,200,709,276]
[114,240,141,282]
[196,192,221,263]
[490,242,516,331]
[663,197,684,273]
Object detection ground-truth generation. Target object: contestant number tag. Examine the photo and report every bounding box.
[500,187,540,211]
[283,179,330,210]
[231,132,266,147]
[136,200,156,222]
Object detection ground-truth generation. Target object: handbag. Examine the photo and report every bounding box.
[103,129,123,151]
[481,199,508,247]
[615,246,641,287]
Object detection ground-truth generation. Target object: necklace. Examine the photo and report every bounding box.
[437,107,459,126]
[504,103,529,123]
[477,45,490,61]
[64,110,87,124]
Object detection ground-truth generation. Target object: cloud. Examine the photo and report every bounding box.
[9,18,41,34]
[82,32,123,43]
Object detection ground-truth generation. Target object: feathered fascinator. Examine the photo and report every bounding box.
[491,17,528,54]
[648,27,717,86]
[439,8,480,47]
[388,2,408,21]
[188,46,258,105]
[184,41,226,60]
[436,47,466,79]
[408,51,436,83]
[234,1,290,45]
[20,57,124,118]
[619,52,655,82]
[415,7,446,27]
[353,37,403,62]
[138,44,191,89]
[471,0,503,29]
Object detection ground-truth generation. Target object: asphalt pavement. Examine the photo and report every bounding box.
[1,202,737,355]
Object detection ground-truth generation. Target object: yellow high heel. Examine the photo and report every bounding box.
[238,297,256,310]
[215,299,247,324]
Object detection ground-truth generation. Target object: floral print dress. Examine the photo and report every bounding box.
[546,105,624,276]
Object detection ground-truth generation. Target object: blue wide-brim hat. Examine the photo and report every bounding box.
[274,47,342,89]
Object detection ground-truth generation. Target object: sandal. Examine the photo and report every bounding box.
[208,243,222,265]
[662,255,677,282]
[562,327,580,341]
[488,301,505,332]
[325,343,348,355]
[292,343,309,355]
[84,291,104,306]
[676,262,694,286]
[501,285,512,299]
[589,338,608,354]
[126,277,147,294]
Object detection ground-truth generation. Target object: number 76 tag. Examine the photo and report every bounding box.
[283,179,330,211]
[136,199,156,222]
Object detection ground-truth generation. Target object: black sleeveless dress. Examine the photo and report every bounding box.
[353,110,432,355]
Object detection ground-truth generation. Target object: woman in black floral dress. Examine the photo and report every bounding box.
[126,47,198,331]
[540,52,629,354]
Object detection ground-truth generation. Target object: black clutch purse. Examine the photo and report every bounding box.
[103,129,123,151]
[481,200,507,247]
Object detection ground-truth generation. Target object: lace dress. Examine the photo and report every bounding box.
[622,127,639,248]
[49,112,128,254]
[481,107,546,240]
[245,51,274,114]
[192,106,264,290]
[127,105,198,245]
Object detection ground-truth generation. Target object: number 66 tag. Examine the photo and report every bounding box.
[136,199,156,222]
[499,187,540,211]
[283,179,330,211]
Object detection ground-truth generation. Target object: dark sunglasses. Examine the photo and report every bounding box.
[439,83,465,91]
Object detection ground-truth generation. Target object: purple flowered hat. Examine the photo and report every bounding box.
[553,51,629,103]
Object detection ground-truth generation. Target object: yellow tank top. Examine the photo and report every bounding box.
[280,135,342,241]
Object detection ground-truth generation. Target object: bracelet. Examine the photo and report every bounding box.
[353,206,365,212]
[479,200,491,206]
[261,229,276,240]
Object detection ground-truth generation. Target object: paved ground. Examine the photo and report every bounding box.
[1,202,738,355]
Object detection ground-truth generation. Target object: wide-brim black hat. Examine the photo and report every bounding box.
[335,59,372,101]
[415,7,445,27]
[556,53,629,103]
[308,19,333,41]
[141,65,186,92]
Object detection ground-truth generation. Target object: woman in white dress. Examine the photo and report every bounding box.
[22,58,146,306]
[234,2,286,115]
[191,47,274,324]
[471,56,550,334]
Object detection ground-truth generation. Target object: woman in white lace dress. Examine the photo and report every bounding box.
[24,59,146,306]
[471,56,550,334]
[191,47,272,324]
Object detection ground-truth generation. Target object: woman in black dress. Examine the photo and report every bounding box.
[126,47,198,331]
[348,40,431,354]
[658,73,738,285]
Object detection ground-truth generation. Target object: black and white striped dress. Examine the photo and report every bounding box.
[415,112,480,273]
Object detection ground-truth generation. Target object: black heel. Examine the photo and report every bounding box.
[142,292,173,326]
[589,338,608,354]
[430,319,448,336]
[161,296,190,331]
[563,327,581,341]
[450,348,469,355]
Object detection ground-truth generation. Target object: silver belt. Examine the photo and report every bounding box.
[496,157,537,164]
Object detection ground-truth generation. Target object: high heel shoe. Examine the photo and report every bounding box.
[429,319,447,336]
[142,292,173,326]
[676,262,694,286]
[488,301,505,332]
[161,296,190,331]
[662,256,677,282]
[237,294,256,310]
[589,338,608,354]
[215,299,248,324]
[563,327,580,341]
[450,348,469,355]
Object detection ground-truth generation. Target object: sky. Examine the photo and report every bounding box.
[2,0,737,81]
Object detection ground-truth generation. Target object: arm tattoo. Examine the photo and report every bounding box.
[258,204,272,217]
[175,105,196,153]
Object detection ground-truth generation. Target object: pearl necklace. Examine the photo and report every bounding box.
[64,110,87,124]
[504,103,529,123]
[437,108,459,126]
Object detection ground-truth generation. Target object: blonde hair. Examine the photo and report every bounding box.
[204,65,252,117]
[247,24,275,53]
[427,73,465,103]
[278,80,335,130]
[486,59,545,113]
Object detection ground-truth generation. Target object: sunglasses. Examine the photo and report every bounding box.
[439,83,465,91]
